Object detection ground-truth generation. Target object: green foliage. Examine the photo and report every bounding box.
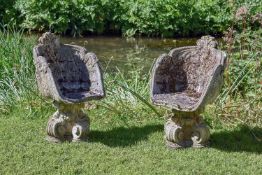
[121,0,232,37]
[3,0,260,37]
[213,3,262,127]
[220,8,261,100]
[15,0,105,36]
[0,0,20,26]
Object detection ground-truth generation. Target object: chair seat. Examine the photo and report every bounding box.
[64,91,100,100]
[60,81,90,91]
[153,91,201,109]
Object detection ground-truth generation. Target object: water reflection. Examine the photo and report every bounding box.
[61,36,198,72]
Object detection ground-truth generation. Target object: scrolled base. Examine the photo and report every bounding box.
[164,114,210,149]
[192,123,210,148]
[46,102,90,143]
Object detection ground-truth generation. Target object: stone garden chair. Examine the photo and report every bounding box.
[150,36,226,148]
[33,32,105,142]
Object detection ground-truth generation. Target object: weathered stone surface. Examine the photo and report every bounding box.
[165,113,210,148]
[150,36,226,148]
[46,102,90,142]
[33,32,105,142]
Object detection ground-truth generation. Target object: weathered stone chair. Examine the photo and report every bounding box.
[33,32,105,142]
[150,36,226,148]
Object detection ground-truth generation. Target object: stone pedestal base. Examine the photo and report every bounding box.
[164,114,210,149]
[46,102,90,143]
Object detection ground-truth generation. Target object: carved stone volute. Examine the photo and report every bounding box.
[196,35,218,50]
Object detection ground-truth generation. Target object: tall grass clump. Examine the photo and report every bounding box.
[0,29,52,117]
[93,67,161,126]
[209,5,262,128]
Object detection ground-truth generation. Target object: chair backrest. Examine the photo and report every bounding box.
[33,32,104,103]
[169,39,218,98]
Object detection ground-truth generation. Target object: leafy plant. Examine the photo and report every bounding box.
[3,0,260,37]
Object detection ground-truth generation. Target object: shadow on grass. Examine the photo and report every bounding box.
[210,125,262,153]
[90,124,162,147]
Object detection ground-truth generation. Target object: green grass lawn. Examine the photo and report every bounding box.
[1,110,261,175]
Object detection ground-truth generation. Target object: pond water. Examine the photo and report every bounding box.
[61,36,198,72]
